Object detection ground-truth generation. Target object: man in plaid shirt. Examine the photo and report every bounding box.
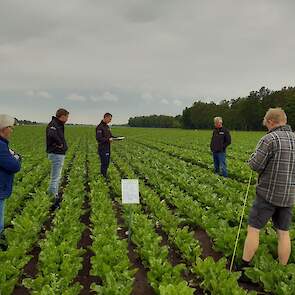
[242,108,295,267]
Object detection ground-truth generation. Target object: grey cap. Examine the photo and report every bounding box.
[0,114,15,130]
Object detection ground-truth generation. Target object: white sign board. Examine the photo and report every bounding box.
[122,179,140,204]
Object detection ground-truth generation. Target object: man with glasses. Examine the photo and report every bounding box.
[0,115,21,251]
[241,108,295,271]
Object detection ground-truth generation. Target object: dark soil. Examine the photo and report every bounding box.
[74,155,102,294]
[128,242,155,295]
[111,195,155,295]
[74,218,101,295]
[193,227,223,261]
[12,286,30,295]
[155,226,184,266]
[154,226,204,295]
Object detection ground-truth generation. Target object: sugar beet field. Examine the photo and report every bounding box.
[1,126,295,295]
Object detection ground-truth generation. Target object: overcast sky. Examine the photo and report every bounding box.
[1,0,294,124]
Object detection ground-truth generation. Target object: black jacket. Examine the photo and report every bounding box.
[210,127,231,153]
[46,116,68,155]
[96,120,113,152]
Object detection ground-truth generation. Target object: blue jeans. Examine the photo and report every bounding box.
[213,152,228,177]
[48,153,65,197]
[0,199,5,234]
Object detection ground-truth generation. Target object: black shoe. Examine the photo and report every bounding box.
[233,264,252,283]
[0,233,8,251]
[50,197,61,211]
[238,269,252,284]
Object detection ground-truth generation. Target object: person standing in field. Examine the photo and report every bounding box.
[210,117,231,177]
[96,113,115,178]
[242,108,295,268]
[46,108,69,209]
[0,115,21,251]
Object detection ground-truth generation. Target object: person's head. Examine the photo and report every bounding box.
[56,108,69,124]
[214,117,223,128]
[0,114,15,140]
[263,108,287,131]
[103,113,112,124]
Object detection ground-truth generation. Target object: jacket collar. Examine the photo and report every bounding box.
[268,125,292,133]
[52,116,64,126]
[0,136,9,144]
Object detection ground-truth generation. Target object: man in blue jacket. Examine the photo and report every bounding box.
[0,115,21,251]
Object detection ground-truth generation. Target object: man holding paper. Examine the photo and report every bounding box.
[96,113,124,178]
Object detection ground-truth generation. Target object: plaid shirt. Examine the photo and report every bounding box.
[249,125,295,207]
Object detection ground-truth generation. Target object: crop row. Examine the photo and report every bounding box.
[23,148,86,294]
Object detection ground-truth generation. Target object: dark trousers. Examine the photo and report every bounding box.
[213,152,228,177]
[99,149,110,177]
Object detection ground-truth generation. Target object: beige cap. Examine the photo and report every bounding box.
[0,114,15,130]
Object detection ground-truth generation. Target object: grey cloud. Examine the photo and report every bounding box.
[121,0,166,23]
[1,0,295,124]
[90,92,119,102]
[26,90,52,99]
[66,93,87,102]
[0,1,61,44]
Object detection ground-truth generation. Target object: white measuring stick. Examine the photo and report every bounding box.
[229,170,253,272]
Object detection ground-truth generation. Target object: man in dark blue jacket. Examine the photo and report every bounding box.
[0,115,21,251]
[96,113,113,178]
[46,108,69,209]
[210,117,231,177]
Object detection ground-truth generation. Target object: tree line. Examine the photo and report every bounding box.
[128,86,295,130]
[128,115,182,128]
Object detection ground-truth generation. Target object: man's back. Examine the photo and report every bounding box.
[250,125,295,207]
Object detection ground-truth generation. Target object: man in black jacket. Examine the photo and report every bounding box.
[210,117,231,177]
[46,108,69,206]
[96,113,114,178]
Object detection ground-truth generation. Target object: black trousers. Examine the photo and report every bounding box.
[98,149,110,177]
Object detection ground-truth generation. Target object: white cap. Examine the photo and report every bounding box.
[0,114,15,130]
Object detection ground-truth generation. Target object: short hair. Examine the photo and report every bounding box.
[56,108,69,118]
[214,117,223,124]
[104,113,112,118]
[263,108,287,126]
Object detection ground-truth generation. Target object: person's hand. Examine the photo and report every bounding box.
[109,138,113,143]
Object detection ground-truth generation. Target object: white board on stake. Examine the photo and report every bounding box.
[122,179,139,204]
